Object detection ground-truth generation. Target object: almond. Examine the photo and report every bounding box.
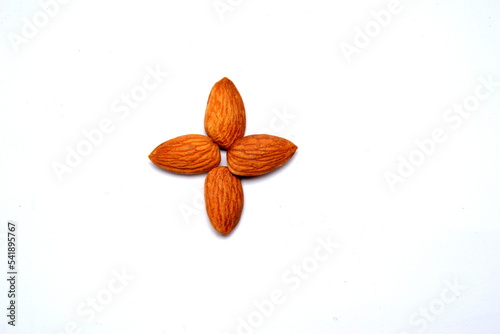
[204,77,246,149]
[204,166,244,235]
[149,134,220,174]
[227,134,298,176]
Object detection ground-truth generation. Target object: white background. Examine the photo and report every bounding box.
[1,0,500,333]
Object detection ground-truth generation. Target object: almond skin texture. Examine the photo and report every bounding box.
[205,77,246,149]
[204,166,244,235]
[227,134,298,176]
[149,134,221,174]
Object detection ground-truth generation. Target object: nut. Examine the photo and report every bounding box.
[204,77,246,149]
[227,134,298,176]
[149,134,220,174]
[204,166,244,235]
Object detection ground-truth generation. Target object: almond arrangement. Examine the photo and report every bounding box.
[149,77,297,235]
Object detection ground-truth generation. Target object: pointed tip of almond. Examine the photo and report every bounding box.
[148,150,156,162]
[217,77,238,89]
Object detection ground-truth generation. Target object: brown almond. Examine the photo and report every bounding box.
[204,77,246,149]
[204,166,244,235]
[149,134,220,174]
[227,134,297,176]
